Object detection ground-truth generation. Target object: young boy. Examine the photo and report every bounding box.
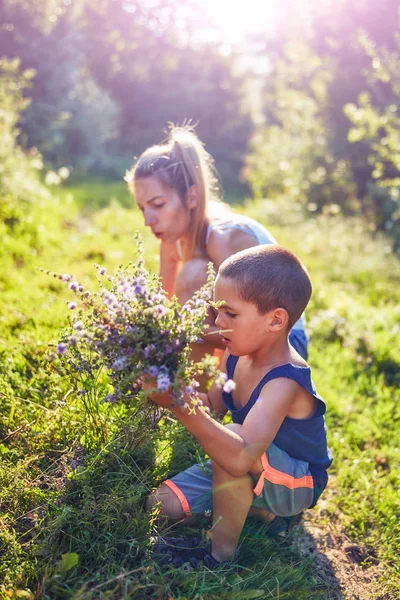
[146,245,332,568]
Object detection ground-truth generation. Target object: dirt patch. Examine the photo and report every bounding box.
[293,495,396,600]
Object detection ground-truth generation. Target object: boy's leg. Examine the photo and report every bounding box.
[146,483,193,524]
[146,460,214,525]
[209,422,278,562]
[210,459,255,562]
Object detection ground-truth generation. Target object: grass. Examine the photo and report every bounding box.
[1,180,400,598]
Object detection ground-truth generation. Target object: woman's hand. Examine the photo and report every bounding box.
[142,379,172,408]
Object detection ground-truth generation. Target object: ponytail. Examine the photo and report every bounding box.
[125,124,220,262]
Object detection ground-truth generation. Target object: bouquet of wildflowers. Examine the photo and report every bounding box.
[47,235,222,410]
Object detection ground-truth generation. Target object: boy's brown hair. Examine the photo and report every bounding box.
[218,245,312,330]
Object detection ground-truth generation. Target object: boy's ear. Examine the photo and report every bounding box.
[268,308,289,332]
[188,185,198,208]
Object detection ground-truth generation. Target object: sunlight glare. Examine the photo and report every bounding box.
[199,0,281,45]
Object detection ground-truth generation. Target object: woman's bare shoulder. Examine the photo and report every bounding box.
[206,226,258,267]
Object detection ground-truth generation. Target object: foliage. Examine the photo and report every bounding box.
[244,0,400,248]
[1,180,400,598]
[344,33,400,246]
[0,58,44,202]
[0,0,252,187]
[243,43,356,214]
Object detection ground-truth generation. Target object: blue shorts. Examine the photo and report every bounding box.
[163,443,326,518]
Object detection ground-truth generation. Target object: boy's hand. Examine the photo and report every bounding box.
[142,379,172,408]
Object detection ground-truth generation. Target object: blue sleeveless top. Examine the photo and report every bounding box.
[223,355,332,478]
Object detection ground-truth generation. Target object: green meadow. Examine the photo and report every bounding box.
[1,181,400,599]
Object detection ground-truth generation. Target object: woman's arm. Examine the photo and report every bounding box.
[159,241,181,297]
[206,227,259,269]
[203,228,260,346]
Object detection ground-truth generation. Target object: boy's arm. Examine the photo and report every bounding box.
[172,378,298,477]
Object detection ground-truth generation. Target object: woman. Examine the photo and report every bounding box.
[125,126,308,362]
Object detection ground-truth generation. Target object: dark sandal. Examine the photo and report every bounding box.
[266,512,303,538]
[152,535,205,555]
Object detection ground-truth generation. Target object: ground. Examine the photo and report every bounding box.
[294,489,395,600]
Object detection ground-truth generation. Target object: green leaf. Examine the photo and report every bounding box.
[58,552,79,573]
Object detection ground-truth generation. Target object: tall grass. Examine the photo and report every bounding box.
[1,182,399,599]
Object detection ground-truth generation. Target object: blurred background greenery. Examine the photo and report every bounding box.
[2,0,400,247]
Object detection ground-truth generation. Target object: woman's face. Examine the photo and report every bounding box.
[134,176,192,244]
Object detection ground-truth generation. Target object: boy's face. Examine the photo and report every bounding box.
[214,275,272,356]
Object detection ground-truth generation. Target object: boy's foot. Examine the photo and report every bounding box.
[152,535,205,555]
[266,512,303,538]
[152,537,236,570]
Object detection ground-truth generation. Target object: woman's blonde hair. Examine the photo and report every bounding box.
[125,124,220,262]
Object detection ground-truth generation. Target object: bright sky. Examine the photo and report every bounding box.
[199,0,282,46]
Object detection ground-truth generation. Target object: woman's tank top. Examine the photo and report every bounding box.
[205,213,277,246]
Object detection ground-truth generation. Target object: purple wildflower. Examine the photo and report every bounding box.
[102,394,116,403]
[103,293,117,307]
[157,375,170,393]
[151,293,165,303]
[216,372,228,387]
[223,379,236,393]
[99,267,107,275]
[144,344,156,358]
[57,342,68,355]
[112,357,127,371]
[134,284,144,294]
[195,299,207,308]
[61,274,71,281]
[68,281,79,292]
[148,365,159,377]
[68,302,78,310]
[153,304,167,317]
[73,321,84,330]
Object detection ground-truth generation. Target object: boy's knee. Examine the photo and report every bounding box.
[224,422,263,476]
[225,422,243,436]
[146,483,186,520]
